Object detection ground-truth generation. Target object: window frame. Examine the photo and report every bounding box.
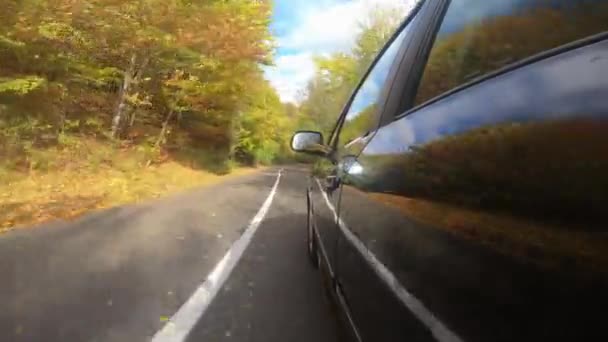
[377,0,447,127]
[326,0,428,152]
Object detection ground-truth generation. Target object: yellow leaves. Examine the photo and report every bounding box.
[38,22,90,48]
[197,56,221,71]
[125,92,152,107]
[0,139,262,233]
[38,22,72,39]
[0,226,13,234]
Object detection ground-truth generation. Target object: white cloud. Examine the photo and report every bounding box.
[267,0,416,103]
[279,1,364,54]
[279,0,411,54]
[264,53,316,103]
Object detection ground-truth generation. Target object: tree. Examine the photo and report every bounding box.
[298,4,404,138]
[0,0,287,171]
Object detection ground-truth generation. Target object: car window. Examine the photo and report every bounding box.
[414,0,608,106]
[338,18,418,147]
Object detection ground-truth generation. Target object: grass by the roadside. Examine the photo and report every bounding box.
[0,139,259,233]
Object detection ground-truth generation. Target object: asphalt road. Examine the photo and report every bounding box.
[0,166,340,342]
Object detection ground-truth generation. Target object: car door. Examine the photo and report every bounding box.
[338,0,608,341]
[326,1,438,341]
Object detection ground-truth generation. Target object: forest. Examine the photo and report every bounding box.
[0,0,301,229]
[0,0,296,170]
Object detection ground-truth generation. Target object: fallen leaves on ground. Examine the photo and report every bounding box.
[0,142,260,232]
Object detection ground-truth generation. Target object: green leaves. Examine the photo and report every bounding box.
[71,64,122,88]
[38,22,72,40]
[299,3,404,138]
[38,22,90,48]
[0,35,25,49]
[0,76,46,95]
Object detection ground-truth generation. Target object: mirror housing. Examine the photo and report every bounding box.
[291,131,330,156]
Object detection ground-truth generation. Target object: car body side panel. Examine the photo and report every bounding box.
[339,39,608,341]
[335,184,437,342]
[309,175,341,272]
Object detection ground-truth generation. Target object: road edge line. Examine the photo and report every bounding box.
[151,169,283,342]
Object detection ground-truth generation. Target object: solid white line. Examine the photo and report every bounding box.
[151,169,282,342]
[315,179,463,342]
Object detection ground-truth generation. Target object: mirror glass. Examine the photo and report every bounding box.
[291,131,323,153]
[342,156,361,174]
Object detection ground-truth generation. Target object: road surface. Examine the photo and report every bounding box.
[0,166,340,342]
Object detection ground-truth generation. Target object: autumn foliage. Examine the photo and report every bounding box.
[0,0,292,173]
[0,0,294,229]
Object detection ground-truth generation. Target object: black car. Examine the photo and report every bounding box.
[291,0,608,341]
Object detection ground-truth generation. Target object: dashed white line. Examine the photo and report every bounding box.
[315,179,463,342]
[151,169,282,342]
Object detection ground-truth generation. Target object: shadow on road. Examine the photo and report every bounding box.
[0,202,221,342]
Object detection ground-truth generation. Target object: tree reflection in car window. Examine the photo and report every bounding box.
[415,0,608,106]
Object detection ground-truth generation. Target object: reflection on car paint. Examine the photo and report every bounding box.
[340,40,608,341]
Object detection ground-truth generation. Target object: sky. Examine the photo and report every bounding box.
[264,0,412,104]
[263,0,584,104]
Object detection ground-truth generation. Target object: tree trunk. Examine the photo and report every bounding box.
[128,108,137,127]
[155,109,175,148]
[111,53,137,138]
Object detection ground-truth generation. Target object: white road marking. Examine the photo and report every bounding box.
[315,179,463,342]
[151,169,282,342]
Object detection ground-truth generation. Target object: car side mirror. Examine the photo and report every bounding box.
[291,131,330,156]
